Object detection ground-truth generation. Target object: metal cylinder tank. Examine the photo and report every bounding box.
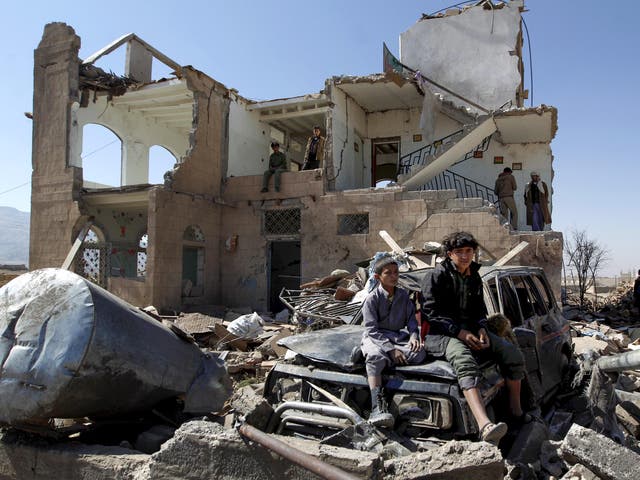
[0,268,231,426]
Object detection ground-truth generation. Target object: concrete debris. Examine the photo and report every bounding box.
[382,440,504,480]
[560,423,640,480]
[561,463,601,480]
[229,386,274,430]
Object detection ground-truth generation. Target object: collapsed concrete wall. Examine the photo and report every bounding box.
[400,0,526,112]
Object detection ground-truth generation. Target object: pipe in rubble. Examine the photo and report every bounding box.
[596,350,640,373]
[237,423,359,480]
[266,401,363,433]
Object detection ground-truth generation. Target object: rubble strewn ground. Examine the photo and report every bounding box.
[1,282,640,479]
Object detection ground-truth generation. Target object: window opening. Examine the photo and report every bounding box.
[511,275,545,318]
[184,225,205,242]
[264,209,300,236]
[372,139,400,186]
[498,277,523,327]
[149,145,178,184]
[528,274,555,311]
[77,226,108,287]
[81,123,122,187]
[337,213,369,235]
[137,233,148,278]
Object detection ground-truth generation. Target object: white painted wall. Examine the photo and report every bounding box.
[400,1,523,112]
[71,98,188,186]
[227,97,272,176]
[448,141,553,230]
[331,89,367,191]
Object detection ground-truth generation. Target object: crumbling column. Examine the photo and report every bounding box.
[30,23,84,269]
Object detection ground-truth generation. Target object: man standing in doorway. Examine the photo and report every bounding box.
[302,125,325,170]
[524,171,551,231]
[494,167,518,230]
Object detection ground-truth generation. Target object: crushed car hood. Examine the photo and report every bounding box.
[278,325,363,371]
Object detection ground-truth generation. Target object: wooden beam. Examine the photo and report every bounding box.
[494,241,529,267]
[61,219,94,270]
[379,230,430,269]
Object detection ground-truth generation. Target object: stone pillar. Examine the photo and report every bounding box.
[29,23,84,269]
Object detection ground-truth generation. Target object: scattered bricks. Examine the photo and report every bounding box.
[230,385,274,430]
[506,419,550,465]
[560,424,640,480]
[561,463,601,480]
[383,440,504,480]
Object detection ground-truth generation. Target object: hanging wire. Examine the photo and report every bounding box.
[0,182,30,197]
[521,15,534,107]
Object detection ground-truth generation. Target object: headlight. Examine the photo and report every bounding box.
[391,394,453,429]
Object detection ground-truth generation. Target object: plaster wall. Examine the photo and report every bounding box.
[400,1,523,112]
[227,97,272,177]
[330,89,367,191]
[71,93,189,186]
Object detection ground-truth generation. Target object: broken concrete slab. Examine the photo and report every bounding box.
[230,385,274,430]
[560,424,640,480]
[382,440,504,480]
[572,336,611,356]
[148,420,380,479]
[0,429,149,480]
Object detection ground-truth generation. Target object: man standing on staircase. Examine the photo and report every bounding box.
[494,167,518,230]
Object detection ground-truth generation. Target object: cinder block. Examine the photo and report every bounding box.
[561,423,639,480]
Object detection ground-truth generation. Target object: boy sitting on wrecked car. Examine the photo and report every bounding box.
[361,254,425,427]
[421,231,529,445]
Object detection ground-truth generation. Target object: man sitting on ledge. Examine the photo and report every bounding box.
[261,141,287,193]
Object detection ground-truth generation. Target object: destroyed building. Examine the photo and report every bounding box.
[29,0,562,312]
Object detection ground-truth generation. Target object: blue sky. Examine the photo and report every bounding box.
[2,1,639,276]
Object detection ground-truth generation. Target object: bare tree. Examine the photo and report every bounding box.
[564,229,609,309]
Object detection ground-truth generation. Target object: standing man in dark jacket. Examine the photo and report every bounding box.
[302,126,325,170]
[634,270,640,311]
[494,167,518,230]
[421,232,527,445]
[524,171,551,231]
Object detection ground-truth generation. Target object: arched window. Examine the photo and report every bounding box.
[77,226,107,286]
[149,145,178,184]
[137,233,148,278]
[81,124,122,187]
[182,225,204,297]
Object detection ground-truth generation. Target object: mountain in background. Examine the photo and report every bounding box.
[0,206,29,266]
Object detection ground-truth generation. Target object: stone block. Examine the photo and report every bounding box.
[230,385,274,430]
[383,440,504,480]
[561,463,601,480]
[560,423,640,480]
[446,198,465,209]
[148,421,379,480]
[463,197,483,208]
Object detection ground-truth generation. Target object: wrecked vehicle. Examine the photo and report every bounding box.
[264,265,573,442]
[0,268,232,430]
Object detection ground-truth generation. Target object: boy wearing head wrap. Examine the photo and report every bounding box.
[361,255,425,427]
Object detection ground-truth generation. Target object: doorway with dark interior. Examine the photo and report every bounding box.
[372,137,400,187]
[269,241,301,314]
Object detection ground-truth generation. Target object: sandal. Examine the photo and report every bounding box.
[479,421,507,445]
